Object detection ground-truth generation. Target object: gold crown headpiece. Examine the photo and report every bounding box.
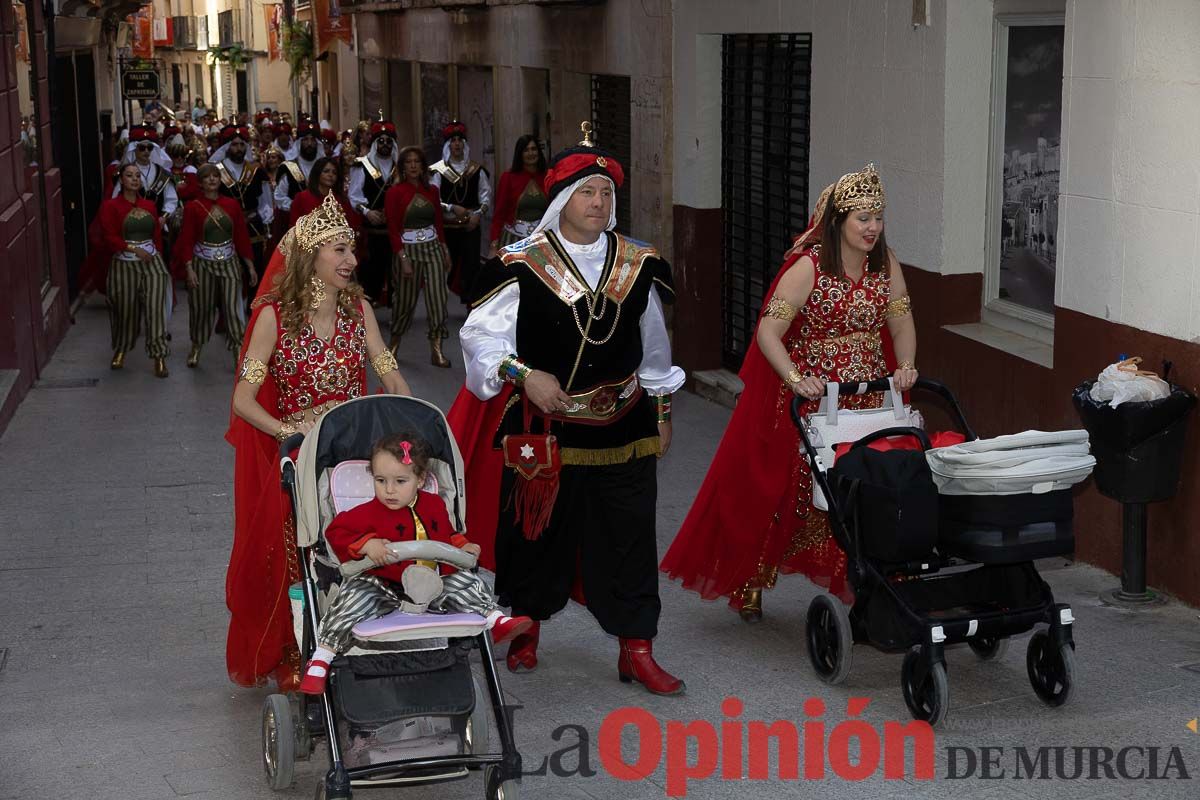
[295,191,356,253]
[833,163,885,214]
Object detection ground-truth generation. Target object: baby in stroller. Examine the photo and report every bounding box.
[299,431,532,694]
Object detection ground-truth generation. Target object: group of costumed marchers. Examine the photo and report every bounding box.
[446,123,686,695]
[661,164,921,621]
[224,192,411,690]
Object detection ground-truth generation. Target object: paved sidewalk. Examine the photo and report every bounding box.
[1,295,1198,800]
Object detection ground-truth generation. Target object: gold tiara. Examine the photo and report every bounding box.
[295,191,355,253]
[833,163,885,214]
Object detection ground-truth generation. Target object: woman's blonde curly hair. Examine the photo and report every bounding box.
[271,229,364,334]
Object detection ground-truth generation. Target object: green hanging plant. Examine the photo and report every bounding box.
[208,44,249,69]
[282,22,315,83]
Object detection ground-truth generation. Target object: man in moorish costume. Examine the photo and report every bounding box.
[347,119,400,303]
[273,119,322,217]
[457,123,686,696]
[430,120,491,299]
[209,124,275,280]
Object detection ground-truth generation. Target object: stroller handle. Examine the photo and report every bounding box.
[340,539,479,578]
[279,432,306,458]
[790,377,977,442]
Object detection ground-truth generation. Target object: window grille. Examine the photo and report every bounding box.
[590,74,632,234]
[721,33,812,369]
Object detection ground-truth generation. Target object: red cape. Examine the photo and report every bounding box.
[445,383,513,573]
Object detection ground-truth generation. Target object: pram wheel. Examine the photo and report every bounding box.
[805,594,853,685]
[484,765,520,799]
[1026,630,1074,707]
[967,635,1009,661]
[262,694,296,790]
[901,648,949,726]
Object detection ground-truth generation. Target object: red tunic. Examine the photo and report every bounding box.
[171,195,253,272]
[660,244,893,607]
[95,195,164,256]
[267,298,368,419]
[489,170,546,242]
[325,493,471,583]
[384,181,445,253]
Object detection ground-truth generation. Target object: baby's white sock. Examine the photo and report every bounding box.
[484,610,503,628]
[310,645,336,665]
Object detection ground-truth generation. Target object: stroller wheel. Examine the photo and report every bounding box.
[967,635,1009,661]
[901,648,949,727]
[262,694,296,791]
[805,594,853,685]
[1026,630,1074,707]
[484,765,520,800]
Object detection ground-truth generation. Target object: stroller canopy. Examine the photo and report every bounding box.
[293,395,467,547]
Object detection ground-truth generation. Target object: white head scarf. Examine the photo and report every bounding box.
[442,137,471,166]
[208,134,249,165]
[366,136,396,169]
[120,140,173,172]
[532,174,617,237]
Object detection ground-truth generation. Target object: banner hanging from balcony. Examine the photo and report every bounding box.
[152,16,173,47]
[130,5,154,58]
[14,1,28,64]
[268,4,283,62]
[314,0,352,50]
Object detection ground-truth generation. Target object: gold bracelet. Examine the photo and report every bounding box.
[240,356,267,385]
[275,421,296,443]
[897,360,915,370]
[764,296,798,322]
[786,368,804,385]
[886,295,912,319]
[371,350,399,379]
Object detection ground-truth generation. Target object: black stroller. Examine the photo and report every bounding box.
[794,378,1079,727]
[264,395,522,799]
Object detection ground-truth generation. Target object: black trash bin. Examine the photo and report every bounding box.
[1072,380,1196,605]
[1072,382,1196,503]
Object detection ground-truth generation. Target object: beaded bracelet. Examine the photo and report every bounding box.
[653,394,672,423]
[498,354,533,386]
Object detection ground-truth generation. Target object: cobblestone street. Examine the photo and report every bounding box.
[1,297,1198,800]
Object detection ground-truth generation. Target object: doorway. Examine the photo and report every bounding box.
[52,50,102,296]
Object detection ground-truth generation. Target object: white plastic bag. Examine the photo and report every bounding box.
[1088,357,1169,408]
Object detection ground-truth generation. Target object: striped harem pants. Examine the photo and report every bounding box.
[107,256,171,358]
[390,239,449,341]
[316,570,498,652]
[188,256,246,350]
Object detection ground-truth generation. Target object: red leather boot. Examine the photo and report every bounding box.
[618,638,685,696]
[506,621,540,673]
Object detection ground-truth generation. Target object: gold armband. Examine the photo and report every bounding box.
[240,356,267,385]
[886,295,912,319]
[371,350,399,379]
[764,296,798,322]
[653,394,672,423]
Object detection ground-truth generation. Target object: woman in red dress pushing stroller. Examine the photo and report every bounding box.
[661,164,919,622]
[225,192,413,690]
